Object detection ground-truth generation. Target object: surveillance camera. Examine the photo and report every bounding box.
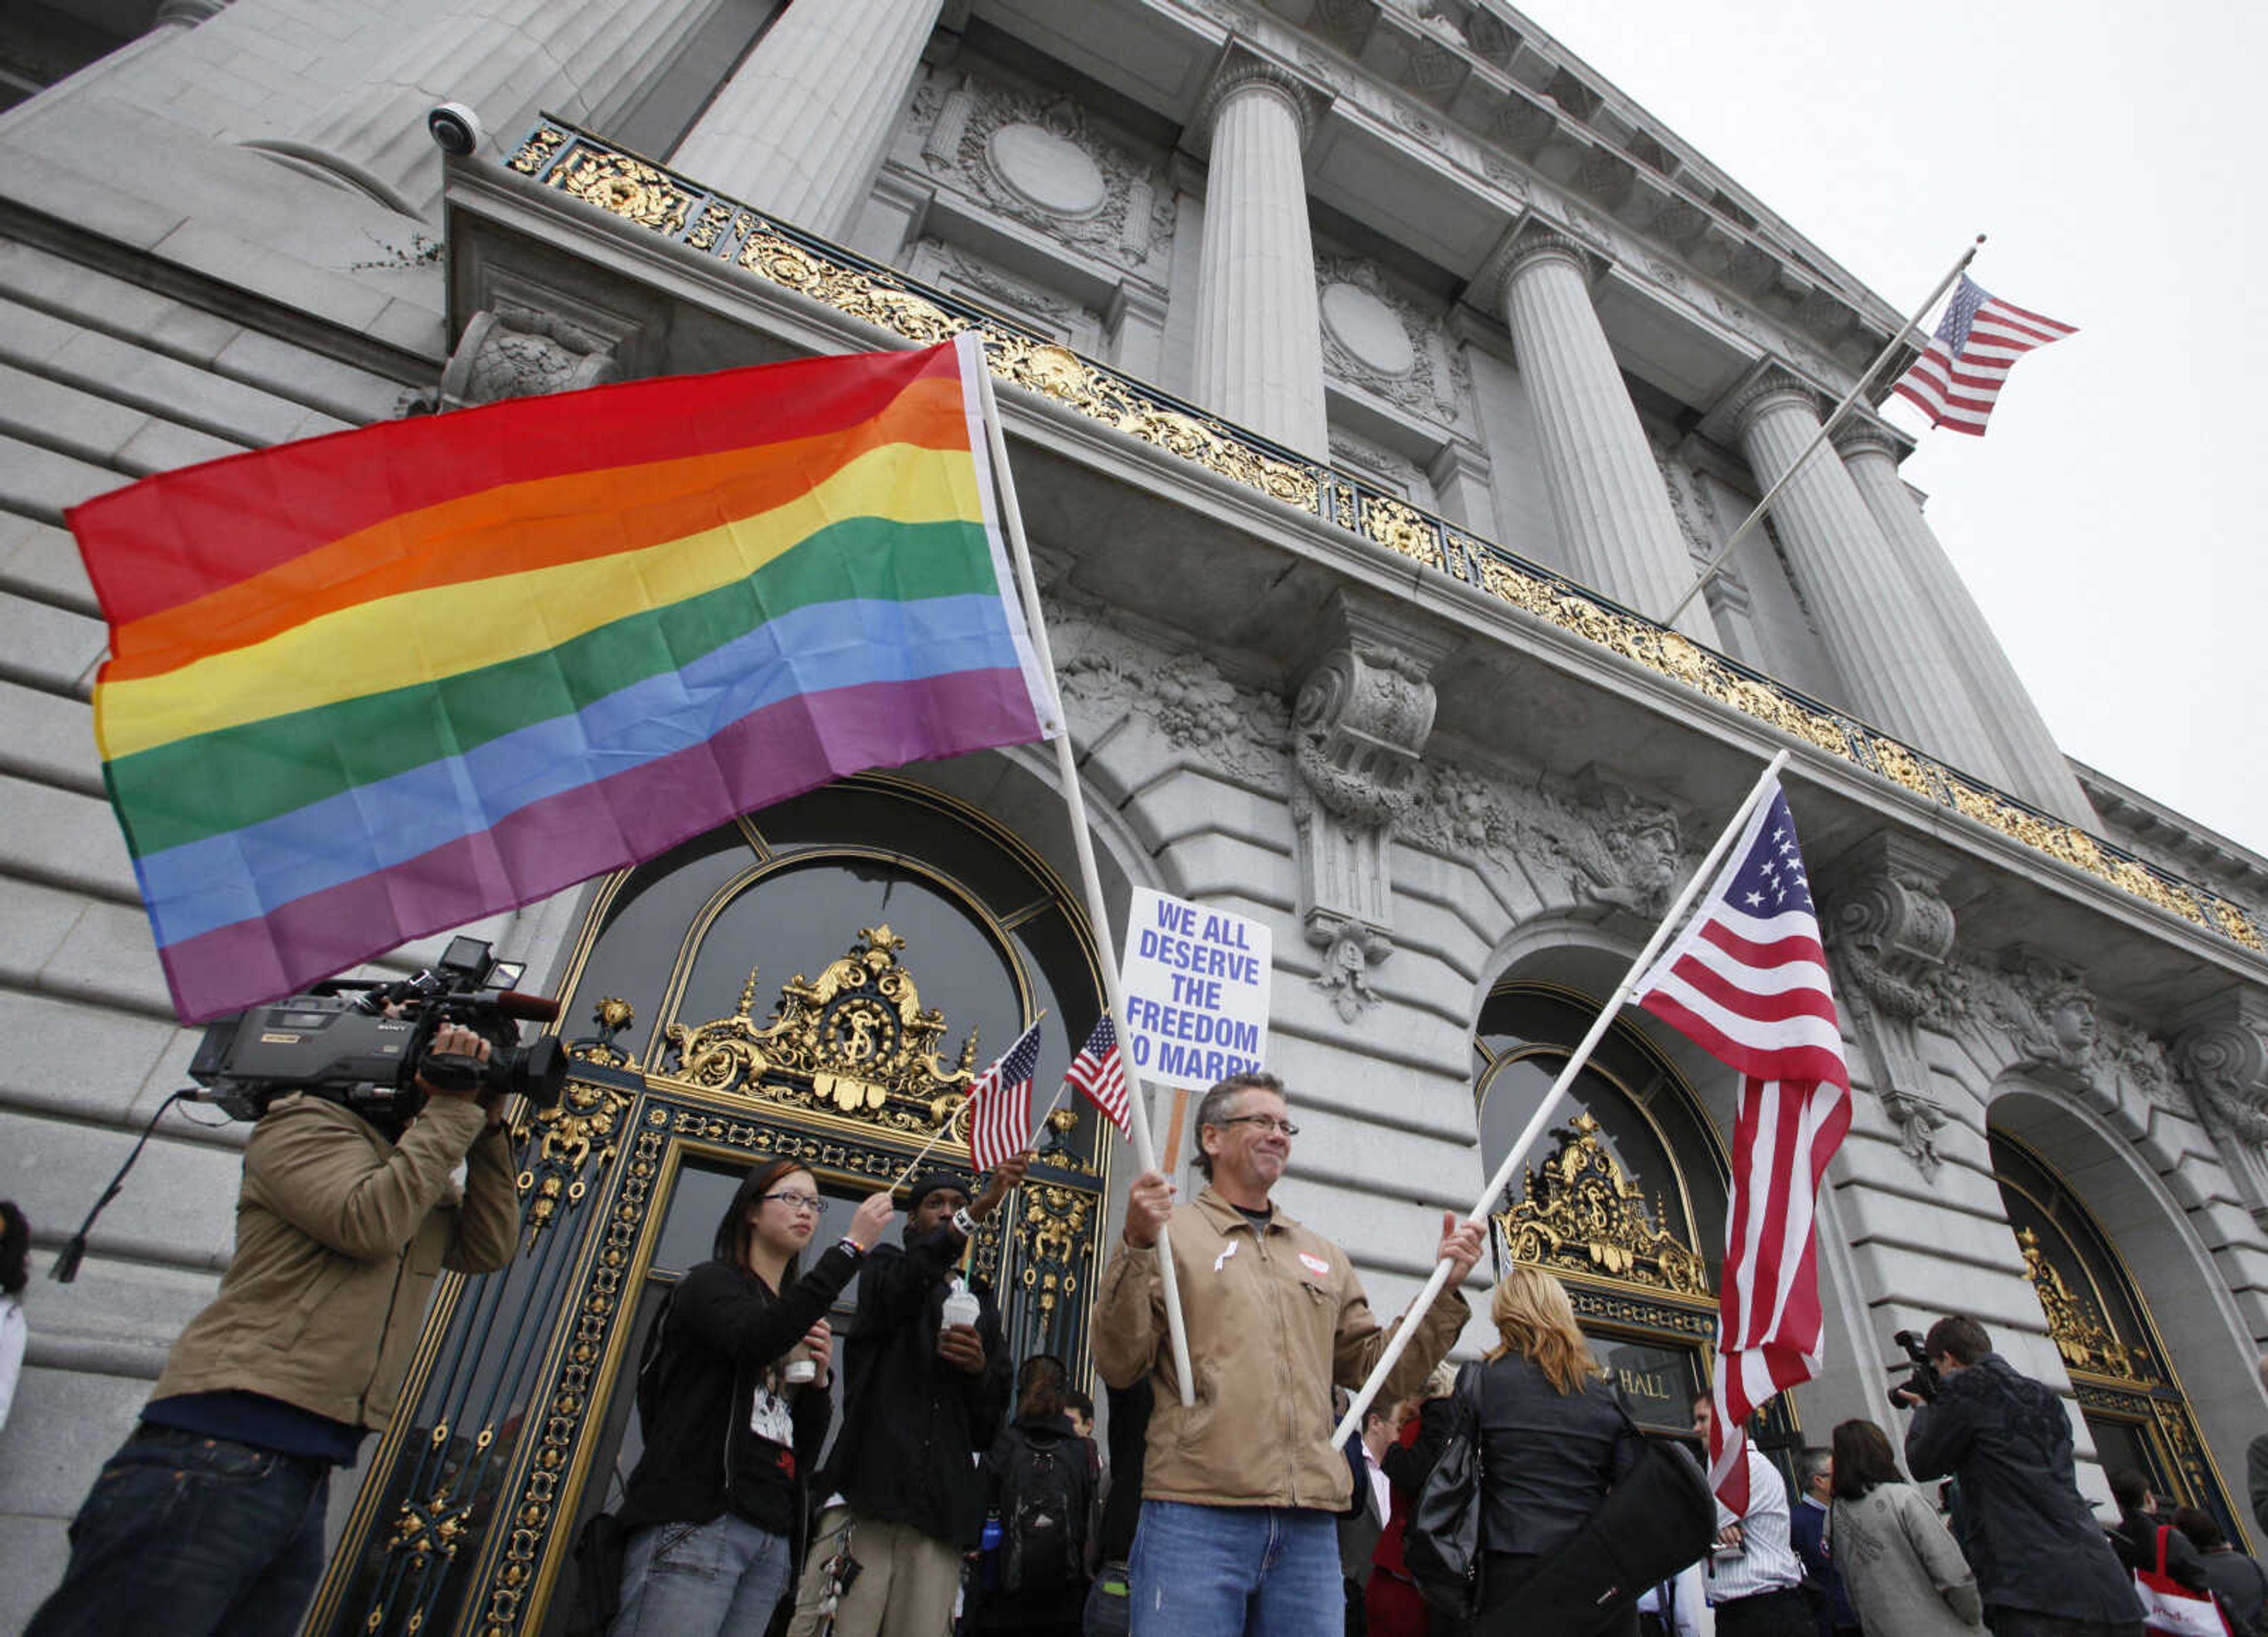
[428,102,485,158]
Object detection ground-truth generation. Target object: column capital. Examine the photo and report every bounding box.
[1715,364,1820,444]
[1473,216,1609,312]
[1192,49,1327,153]
[1830,415,1912,465]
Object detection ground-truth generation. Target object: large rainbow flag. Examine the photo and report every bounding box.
[70,334,1058,1023]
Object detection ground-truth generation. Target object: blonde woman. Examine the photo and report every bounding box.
[1474,1265,1643,1632]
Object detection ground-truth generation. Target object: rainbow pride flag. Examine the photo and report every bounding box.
[70,335,1058,1023]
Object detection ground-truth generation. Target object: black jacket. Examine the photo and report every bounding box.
[822,1224,1012,1548]
[1475,1354,1642,1557]
[616,1244,861,1535]
[1904,1354,2142,1623]
[2107,1512,2212,1594]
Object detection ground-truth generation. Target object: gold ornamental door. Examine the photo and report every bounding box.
[307,781,1115,1637]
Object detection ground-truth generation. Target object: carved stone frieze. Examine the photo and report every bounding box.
[1950,949,2186,1118]
[910,69,1174,276]
[2172,993,2268,1146]
[438,304,621,409]
[1821,834,1961,1178]
[1315,253,1467,429]
[1290,597,1449,1020]
[1046,594,1291,788]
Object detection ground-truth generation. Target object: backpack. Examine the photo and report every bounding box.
[998,1427,1093,1594]
[1404,1361,1486,1616]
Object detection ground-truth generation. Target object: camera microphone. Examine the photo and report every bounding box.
[492,991,560,1023]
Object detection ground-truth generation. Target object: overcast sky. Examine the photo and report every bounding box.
[1513,0,2265,857]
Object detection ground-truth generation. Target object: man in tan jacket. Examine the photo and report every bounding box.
[26,1020,519,1637]
[1092,1071,1482,1637]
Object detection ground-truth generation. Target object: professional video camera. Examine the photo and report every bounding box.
[1886,1328,1943,1408]
[188,935,568,1123]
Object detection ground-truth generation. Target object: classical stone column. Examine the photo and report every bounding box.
[1497,231,1718,644]
[1188,60,1330,458]
[1731,375,2014,785]
[1836,426,2100,827]
[300,0,716,216]
[667,0,943,240]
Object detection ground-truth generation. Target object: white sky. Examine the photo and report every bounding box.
[1514,0,2267,856]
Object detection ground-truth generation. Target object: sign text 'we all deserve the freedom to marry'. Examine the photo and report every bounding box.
[1117,887,1273,1091]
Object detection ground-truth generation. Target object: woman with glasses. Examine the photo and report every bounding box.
[1471,1264,1644,1633]
[609,1158,896,1637]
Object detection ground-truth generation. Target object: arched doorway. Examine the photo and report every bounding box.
[1473,981,1795,1456]
[1990,1130,2247,1547]
[307,774,1115,1636]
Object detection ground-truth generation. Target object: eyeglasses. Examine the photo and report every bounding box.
[762,1192,825,1215]
[1210,1115,1299,1137]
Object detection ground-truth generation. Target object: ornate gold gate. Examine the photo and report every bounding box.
[306,922,1110,1637]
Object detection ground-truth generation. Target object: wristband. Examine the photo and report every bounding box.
[837,1237,867,1260]
[951,1206,979,1238]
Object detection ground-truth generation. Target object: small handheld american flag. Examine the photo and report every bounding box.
[1632,779,1850,1514]
[966,1022,1044,1172]
[1064,1016,1132,1137]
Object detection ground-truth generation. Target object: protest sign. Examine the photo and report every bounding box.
[1118,888,1272,1091]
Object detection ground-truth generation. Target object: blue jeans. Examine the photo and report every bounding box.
[24,1426,329,1637]
[1128,1500,1343,1637]
[610,1512,796,1637]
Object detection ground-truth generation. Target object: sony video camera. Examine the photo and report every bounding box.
[1886,1328,1943,1408]
[188,935,568,1123]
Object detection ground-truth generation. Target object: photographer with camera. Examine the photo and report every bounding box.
[25,1009,522,1637]
[1895,1315,2143,1637]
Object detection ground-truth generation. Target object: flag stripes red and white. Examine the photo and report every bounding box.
[1064,1015,1132,1137]
[1634,780,1850,1514]
[1891,275,2075,437]
[966,1022,1044,1172]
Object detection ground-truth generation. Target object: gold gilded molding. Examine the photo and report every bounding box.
[1493,1113,1709,1297]
[1014,1183,1094,1322]
[519,1076,632,1236]
[501,119,2264,958]
[2019,1226,2142,1381]
[660,925,982,1135]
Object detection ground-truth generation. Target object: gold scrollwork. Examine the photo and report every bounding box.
[519,1075,631,1237]
[661,926,980,1134]
[2018,1227,2142,1380]
[1014,1183,1095,1321]
[505,119,2265,958]
[1494,1113,1709,1297]
[543,145,692,237]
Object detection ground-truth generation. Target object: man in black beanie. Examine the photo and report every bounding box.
[786,1156,1027,1636]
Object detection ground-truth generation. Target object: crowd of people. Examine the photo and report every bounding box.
[17,1059,2268,1637]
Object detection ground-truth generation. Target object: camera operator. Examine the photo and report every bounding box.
[1895,1315,2143,1637]
[26,1016,520,1637]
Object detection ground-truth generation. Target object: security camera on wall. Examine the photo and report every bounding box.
[427,102,485,158]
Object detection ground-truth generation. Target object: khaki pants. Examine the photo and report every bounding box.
[786,1506,962,1637]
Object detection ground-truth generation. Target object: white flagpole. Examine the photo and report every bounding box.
[1328,748,1793,1449]
[1655,237,1985,630]
[966,335,1199,1407]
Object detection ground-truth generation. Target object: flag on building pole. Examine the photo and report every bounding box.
[66,337,1058,1023]
[967,1022,1044,1171]
[1891,274,2076,436]
[1063,1015,1133,1137]
[1632,780,1850,1514]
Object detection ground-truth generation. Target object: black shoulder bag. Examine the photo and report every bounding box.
[1403,1360,1487,1618]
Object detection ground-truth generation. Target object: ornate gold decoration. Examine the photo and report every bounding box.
[1493,1113,1709,1296]
[519,1075,631,1235]
[661,927,981,1134]
[567,997,640,1071]
[2018,1227,2142,1380]
[501,119,2265,958]
[1014,1183,1093,1321]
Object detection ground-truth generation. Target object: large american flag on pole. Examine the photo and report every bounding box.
[1891,275,2076,437]
[966,1022,1044,1172]
[1632,780,1850,1514]
[1064,1015,1132,1137]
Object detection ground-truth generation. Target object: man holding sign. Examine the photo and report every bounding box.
[1093,1072,1484,1636]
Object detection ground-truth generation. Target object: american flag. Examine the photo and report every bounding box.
[1891,275,2075,437]
[1632,780,1850,1514]
[1064,1016,1132,1137]
[966,1022,1044,1172]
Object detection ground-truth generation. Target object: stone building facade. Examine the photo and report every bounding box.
[4,1,2266,1630]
